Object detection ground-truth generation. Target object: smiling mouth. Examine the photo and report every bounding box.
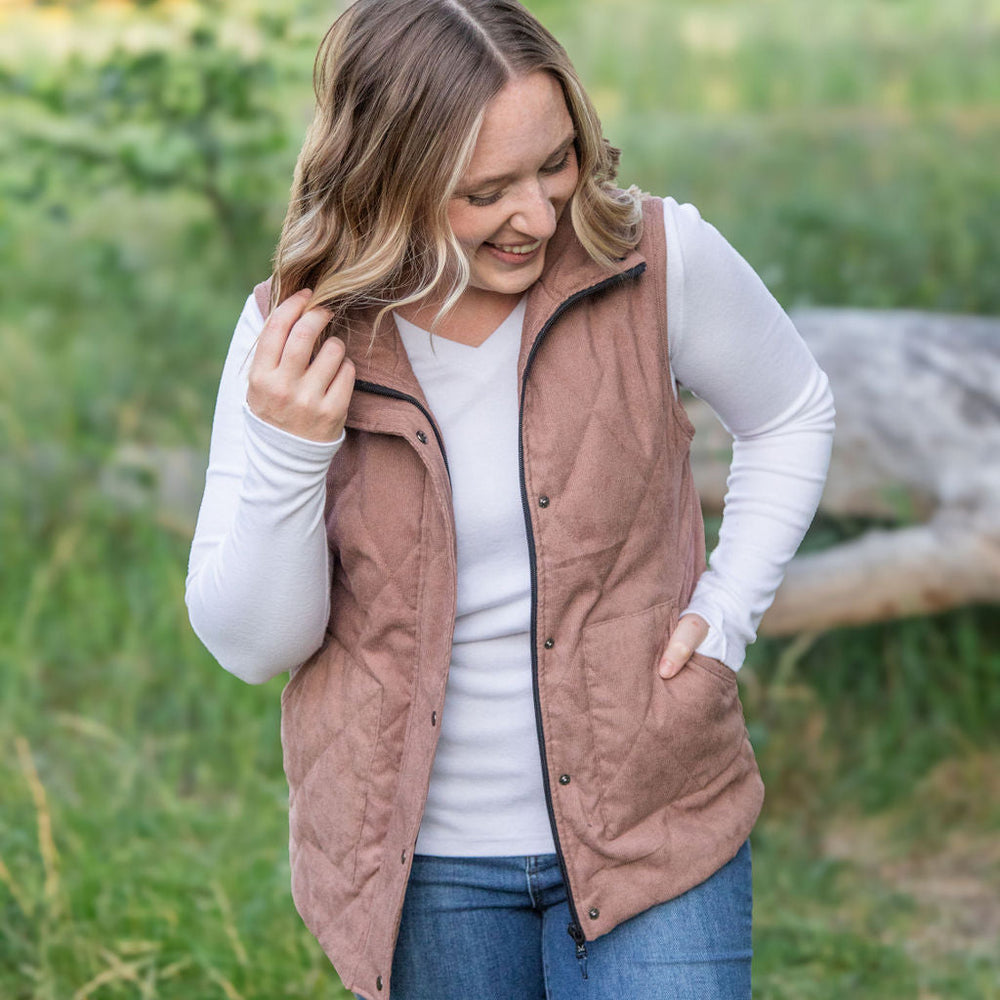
[487,239,543,255]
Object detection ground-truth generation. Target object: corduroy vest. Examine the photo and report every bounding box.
[253,197,763,999]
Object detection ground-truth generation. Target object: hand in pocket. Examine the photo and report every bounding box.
[657,613,710,678]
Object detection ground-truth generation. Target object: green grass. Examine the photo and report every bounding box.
[1,0,999,996]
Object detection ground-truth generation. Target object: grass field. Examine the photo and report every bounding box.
[2,0,999,996]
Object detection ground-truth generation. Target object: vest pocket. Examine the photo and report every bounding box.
[581,602,748,847]
[281,648,384,886]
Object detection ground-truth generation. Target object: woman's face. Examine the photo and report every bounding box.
[448,71,579,302]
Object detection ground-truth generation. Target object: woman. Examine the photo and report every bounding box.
[186,1,834,997]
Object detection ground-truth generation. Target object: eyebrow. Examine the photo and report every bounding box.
[461,132,577,192]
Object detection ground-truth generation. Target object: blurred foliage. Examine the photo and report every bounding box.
[1,0,999,997]
[2,2,297,283]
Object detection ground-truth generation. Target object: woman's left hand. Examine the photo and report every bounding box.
[657,613,710,678]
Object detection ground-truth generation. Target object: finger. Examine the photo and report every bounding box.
[658,614,710,679]
[311,357,356,442]
[323,356,356,418]
[278,306,334,375]
[254,288,313,370]
[300,336,348,397]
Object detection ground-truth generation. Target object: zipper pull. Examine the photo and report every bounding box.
[567,922,589,980]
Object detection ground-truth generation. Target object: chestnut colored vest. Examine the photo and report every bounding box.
[253,197,763,999]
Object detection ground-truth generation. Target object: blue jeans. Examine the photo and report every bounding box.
[357,840,751,999]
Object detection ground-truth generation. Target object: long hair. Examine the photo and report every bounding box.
[269,0,643,339]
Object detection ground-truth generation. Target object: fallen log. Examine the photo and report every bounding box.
[685,308,1000,634]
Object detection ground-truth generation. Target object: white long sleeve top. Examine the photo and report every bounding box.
[186,197,834,855]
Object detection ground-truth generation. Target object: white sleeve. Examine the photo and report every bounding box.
[185,293,343,685]
[663,198,835,670]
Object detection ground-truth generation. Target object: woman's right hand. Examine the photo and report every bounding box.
[247,288,356,442]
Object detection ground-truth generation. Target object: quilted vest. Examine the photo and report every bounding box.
[252,197,763,999]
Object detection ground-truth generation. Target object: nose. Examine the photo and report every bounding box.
[510,180,558,240]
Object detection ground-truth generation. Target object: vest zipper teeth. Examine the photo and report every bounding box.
[353,380,451,478]
[517,262,647,947]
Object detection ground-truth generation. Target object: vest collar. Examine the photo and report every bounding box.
[520,210,646,372]
[344,208,647,402]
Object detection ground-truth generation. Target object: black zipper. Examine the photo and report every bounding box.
[517,262,646,950]
[354,379,451,479]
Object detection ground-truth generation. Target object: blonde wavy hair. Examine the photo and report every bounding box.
[269,0,643,339]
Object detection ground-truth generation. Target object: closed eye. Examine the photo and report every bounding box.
[540,149,572,176]
[462,137,576,208]
[467,190,504,208]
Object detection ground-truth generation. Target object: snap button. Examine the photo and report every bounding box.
[559,773,571,785]
[415,430,428,444]
[431,710,437,726]
[401,849,407,864]
[376,974,383,991]
[588,907,600,920]
[538,495,550,508]
[543,638,554,649]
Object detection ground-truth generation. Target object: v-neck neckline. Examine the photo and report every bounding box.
[394,297,527,363]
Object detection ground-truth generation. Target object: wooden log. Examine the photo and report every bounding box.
[685,308,1000,633]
